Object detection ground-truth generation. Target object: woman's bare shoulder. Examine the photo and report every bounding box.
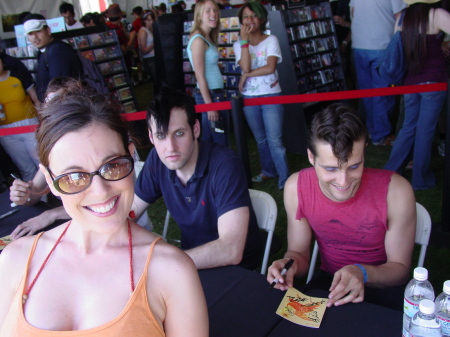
[0,235,37,280]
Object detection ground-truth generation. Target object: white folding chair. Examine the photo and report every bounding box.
[162,210,171,242]
[415,202,431,268]
[306,202,432,283]
[133,161,152,231]
[248,189,278,275]
[161,189,278,274]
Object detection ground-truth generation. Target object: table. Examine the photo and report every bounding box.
[198,266,403,337]
[0,190,62,238]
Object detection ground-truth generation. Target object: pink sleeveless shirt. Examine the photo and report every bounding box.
[296,167,393,274]
[0,235,165,337]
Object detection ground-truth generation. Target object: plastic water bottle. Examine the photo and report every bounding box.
[435,280,450,337]
[403,267,435,337]
[409,299,442,337]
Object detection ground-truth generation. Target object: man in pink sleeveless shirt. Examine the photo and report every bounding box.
[268,103,416,311]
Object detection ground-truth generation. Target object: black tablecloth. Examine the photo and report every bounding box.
[0,190,61,238]
[198,266,403,337]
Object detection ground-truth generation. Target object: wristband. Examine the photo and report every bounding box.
[240,40,249,46]
[241,43,249,48]
[354,264,368,283]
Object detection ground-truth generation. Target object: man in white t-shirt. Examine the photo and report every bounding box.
[349,0,406,146]
[59,1,84,30]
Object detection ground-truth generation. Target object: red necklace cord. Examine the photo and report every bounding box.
[128,219,135,293]
[23,221,71,303]
[23,220,134,304]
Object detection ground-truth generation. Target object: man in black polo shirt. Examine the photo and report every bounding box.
[133,87,262,270]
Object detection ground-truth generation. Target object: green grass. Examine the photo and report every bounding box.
[133,82,450,292]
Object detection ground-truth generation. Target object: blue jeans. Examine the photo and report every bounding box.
[0,117,40,182]
[384,88,446,189]
[353,48,395,142]
[193,88,229,146]
[243,94,289,189]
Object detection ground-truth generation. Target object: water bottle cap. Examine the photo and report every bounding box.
[419,299,435,314]
[413,267,428,281]
[444,280,450,294]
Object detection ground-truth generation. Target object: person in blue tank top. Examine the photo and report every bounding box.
[187,0,229,146]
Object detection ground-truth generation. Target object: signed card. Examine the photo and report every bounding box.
[0,235,12,251]
[276,288,328,328]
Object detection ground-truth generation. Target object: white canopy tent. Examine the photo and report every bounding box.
[0,0,154,40]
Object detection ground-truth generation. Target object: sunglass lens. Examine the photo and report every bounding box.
[100,158,133,180]
[57,173,90,194]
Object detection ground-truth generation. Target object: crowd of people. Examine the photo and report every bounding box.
[0,0,449,334]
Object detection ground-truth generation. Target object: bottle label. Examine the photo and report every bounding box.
[404,298,419,319]
[402,327,411,337]
[438,316,450,335]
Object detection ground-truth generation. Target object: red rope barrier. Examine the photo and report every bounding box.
[1,83,446,136]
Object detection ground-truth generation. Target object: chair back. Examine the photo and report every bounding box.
[307,202,432,282]
[249,189,277,275]
[415,202,431,268]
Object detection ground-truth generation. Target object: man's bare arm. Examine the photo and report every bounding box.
[132,193,151,220]
[185,207,249,269]
[267,173,312,290]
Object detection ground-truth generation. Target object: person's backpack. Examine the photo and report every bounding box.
[43,40,109,96]
[377,10,406,86]
[75,50,109,95]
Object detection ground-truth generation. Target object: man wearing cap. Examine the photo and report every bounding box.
[105,4,129,54]
[59,1,84,30]
[23,14,82,103]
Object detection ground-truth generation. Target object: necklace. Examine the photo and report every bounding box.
[23,220,134,304]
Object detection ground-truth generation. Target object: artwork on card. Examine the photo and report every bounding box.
[0,236,12,251]
[276,288,328,328]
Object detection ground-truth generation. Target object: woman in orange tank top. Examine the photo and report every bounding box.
[0,81,208,336]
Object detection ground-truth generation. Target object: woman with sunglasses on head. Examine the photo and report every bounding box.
[233,1,289,190]
[138,10,158,94]
[188,0,229,146]
[0,82,208,336]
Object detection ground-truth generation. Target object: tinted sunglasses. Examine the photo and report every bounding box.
[47,155,134,195]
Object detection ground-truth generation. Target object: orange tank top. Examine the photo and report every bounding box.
[0,234,165,337]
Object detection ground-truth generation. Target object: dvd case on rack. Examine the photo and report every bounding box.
[101,31,115,44]
[118,87,132,101]
[182,34,190,46]
[88,33,104,46]
[230,31,239,43]
[123,101,137,113]
[230,17,240,29]
[81,50,95,61]
[113,74,127,87]
[183,61,193,72]
[219,32,230,44]
[220,18,230,29]
[74,35,89,49]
